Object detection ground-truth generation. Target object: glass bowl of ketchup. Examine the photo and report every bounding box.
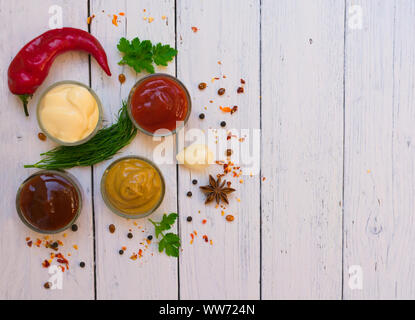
[127,74,191,136]
[16,170,83,234]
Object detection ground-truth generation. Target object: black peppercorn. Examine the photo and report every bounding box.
[192,179,198,185]
[127,232,133,239]
[147,235,153,241]
[51,242,58,249]
[220,121,226,127]
[79,262,85,268]
[119,250,124,255]
[218,88,226,95]
[187,191,192,197]
[187,216,192,222]
[71,224,78,232]
[199,113,205,119]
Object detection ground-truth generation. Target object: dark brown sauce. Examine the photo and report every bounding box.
[19,173,79,231]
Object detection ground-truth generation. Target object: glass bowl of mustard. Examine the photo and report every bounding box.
[16,170,83,234]
[100,156,166,219]
[127,73,192,137]
[36,80,103,146]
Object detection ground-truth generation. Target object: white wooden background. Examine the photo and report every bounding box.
[0,0,414,300]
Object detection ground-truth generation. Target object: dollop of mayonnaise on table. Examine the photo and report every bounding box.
[39,83,99,143]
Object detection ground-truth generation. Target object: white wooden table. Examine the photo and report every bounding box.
[1,0,414,300]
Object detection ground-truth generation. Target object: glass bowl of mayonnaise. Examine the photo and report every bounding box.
[36,80,103,146]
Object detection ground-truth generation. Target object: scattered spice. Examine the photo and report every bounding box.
[226,215,235,222]
[219,106,232,113]
[42,260,50,268]
[200,175,235,205]
[187,191,192,197]
[119,12,125,16]
[44,282,51,289]
[220,121,226,127]
[191,26,199,33]
[38,132,47,141]
[237,87,244,93]
[79,261,85,268]
[187,216,192,222]
[27,240,32,247]
[148,17,154,23]
[218,88,226,96]
[202,235,208,242]
[198,82,207,90]
[127,232,133,239]
[109,224,116,233]
[71,224,78,232]
[199,113,205,119]
[226,149,233,156]
[202,219,207,224]
[112,14,118,26]
[147,235,153,241]
[119,249,124,255]
[240,79,246,84]
[192,179,198,185]
[231,105,238,114]
[118,73,126,84]
[87,14,95,25]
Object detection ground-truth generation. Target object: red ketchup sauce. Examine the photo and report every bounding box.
[130,75,188,133]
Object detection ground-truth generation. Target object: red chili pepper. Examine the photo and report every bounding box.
[8,27,111,116]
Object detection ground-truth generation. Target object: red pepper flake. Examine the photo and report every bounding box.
[87,14,95,25]
[42,260,50,268]
[191,26,199,33]
[241,79,246,84]
[112,14,118,26]
[130,253,138,260]
[226,215,235,222]
[231,106,238,114]
[138,249,143,258]
[202,219,207,224]
[27,240,33,247]
[202,235,209,243]
[190,233,194,240]
[262,177,266,181]
[119,12,125,16]
[220,106,232,113]
[25,237,30,241]
[237,87,244,93]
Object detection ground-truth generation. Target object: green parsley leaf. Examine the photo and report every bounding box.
[149,213,180,257]
[117,37,177,74]
[159,233,180,257]
[117,37,154,73]
[152,43,178,66]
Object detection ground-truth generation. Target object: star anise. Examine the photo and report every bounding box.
[199,175,235,205]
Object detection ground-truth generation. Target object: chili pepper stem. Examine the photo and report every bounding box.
[18,94,32,117]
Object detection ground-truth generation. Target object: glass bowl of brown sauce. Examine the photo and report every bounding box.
[16,170,82,234]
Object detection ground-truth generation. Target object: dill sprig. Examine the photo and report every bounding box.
[24,102,137,170]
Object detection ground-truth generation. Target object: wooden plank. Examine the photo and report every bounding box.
[176,0,261,299]
[344,0,415,299]
[90,0,178,299]
[261,0,344,299]
[0,0,94,299]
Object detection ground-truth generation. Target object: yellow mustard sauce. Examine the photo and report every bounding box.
[104,158,163,215]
